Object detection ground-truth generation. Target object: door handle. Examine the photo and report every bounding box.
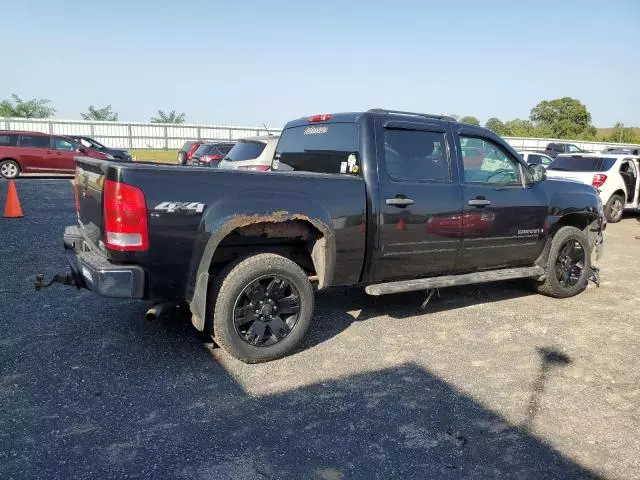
[386,198,414,207]
[468,198,491,207]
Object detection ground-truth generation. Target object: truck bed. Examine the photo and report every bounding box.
[74,158,368,300]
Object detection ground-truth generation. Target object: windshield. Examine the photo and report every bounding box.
[224,141,266,161]
[77,137,105,149]
[548,156,616,172]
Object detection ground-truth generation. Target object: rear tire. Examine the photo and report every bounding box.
[205,253,314,363]
[604,194,624,223]
[535,226,590,298]
[0,160,20,179]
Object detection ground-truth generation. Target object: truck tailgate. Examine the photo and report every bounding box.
[75,158,107,245]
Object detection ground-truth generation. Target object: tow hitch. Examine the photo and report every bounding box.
[35,273,80,291]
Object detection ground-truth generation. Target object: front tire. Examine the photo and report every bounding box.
[604,194,624,223]
[0,160,20,179]
[535,226,591,298]
[206,253,314,363]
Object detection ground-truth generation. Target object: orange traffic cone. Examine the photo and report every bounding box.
[3,180,24,218]
[396,217,407,231]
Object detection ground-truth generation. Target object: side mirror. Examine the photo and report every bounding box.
[528,163,546,183]
[78,146,89,154]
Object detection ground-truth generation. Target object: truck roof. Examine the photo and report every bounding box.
[284,109,458,129]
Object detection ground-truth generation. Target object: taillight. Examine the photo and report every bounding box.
[592,174,607,188]
[187,144,199,159]
[202,154,222,163]
[239,165,270,171]
[104,179,148,251]
[307,114,331,122]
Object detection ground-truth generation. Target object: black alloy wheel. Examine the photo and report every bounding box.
[554,239,585,289]
[233,275,301,347]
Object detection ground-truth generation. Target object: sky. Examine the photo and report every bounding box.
[2,0,639,128]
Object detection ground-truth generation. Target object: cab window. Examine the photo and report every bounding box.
[53,137,77,151]
[384,128,450,182]
[460,136,522,185]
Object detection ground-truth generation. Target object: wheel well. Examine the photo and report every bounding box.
[557,213,592,231]
[0,158,21,169]
[536,213,596,267]
[208,219,327,285]
[609,189,626,203]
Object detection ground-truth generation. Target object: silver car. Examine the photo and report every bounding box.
[217,135,279,171]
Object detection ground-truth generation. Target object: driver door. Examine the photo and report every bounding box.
[456,130,549,271]
[51,136,81,172]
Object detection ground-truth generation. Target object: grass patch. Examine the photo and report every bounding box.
[132,149,179,164]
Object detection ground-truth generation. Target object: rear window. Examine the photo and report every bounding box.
[225,141,266,161]
[180,142,196,152]
[274,123,359,174]
[0,134,19,146]
[194,144,214,155]
[215,144,234,155]
[548,156,616,172]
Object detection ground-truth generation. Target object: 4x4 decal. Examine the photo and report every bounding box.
[153,202,205,214]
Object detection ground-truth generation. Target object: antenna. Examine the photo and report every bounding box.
[263,123,272,136]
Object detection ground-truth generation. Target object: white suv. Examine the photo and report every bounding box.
[546,153,639,223]
[217,135,279,171]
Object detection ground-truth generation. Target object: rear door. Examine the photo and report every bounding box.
[17,134,54,172]
[373,119,463,281]
[51,137,80,172]
[455,128,548,271]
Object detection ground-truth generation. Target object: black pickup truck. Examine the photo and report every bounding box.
[50,109,605,363]
[543,142,589,159]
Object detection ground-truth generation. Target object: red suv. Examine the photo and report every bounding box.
[0,131,111,179]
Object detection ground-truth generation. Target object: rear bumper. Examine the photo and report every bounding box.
[64,226,145,298]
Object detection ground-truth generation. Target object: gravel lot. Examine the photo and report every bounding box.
[1,178,638,480]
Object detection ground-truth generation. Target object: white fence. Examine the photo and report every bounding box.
[0,117,277,150]
[503,137,639,153]
[1,117,638,152]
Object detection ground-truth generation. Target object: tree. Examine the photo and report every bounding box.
[150,110,185,124]
[81,105,118,121]
[484,117,509,136]
[529,97,594,139]
[504,119,537,137]
[460,116,480,126]
[0,94,56,118]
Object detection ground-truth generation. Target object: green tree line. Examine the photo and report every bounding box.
[0,94,186,124]
[457,97,639,143]
[1,93,638,141]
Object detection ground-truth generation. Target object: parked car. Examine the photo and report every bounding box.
[601,146,640,156]
[177,141,204,165]
[67,135,132,161]
[217,135,279,171]
[188,142,236,167]
[544,142,589,159]
[546,153,639,223]
[51,109,605,363]
[0,130,112,179]
[517,150,554,168]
